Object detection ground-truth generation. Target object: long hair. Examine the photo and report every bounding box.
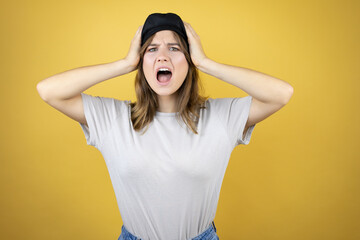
[129,31,209,135]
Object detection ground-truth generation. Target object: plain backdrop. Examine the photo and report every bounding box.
[1,0,359,239]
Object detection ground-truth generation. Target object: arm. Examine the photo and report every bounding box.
[36,25,143,126]
[198,58,294,134]
[183,22,294,134]
[36,59,135,102]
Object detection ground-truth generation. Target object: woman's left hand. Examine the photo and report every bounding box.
[183,22,208,68]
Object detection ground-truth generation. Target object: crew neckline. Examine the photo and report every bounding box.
[155,111,178,117]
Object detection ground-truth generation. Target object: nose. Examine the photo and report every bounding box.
[156,47,170,62]
[157,56,168,62]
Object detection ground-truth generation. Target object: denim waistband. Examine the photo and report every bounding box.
[118,221,217,240]
[192,221,217,240]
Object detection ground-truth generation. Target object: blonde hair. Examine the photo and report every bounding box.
[129,31,209,135]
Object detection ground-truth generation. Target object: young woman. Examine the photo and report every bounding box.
[37,13,293,240]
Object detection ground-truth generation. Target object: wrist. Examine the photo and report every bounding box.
[113,58,136,76]
[120,58,137,73]
[196,57,214,75]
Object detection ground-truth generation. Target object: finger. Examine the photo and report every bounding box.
[183,22,189,31]
[183,22,192,32]
[184,23,194,38]
[184,23,198,38]
[137,25,143,34]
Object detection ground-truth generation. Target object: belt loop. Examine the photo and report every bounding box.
[212,220,217,232]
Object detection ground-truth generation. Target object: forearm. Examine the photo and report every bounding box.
[198,58,293,104]
[37,58,134,101]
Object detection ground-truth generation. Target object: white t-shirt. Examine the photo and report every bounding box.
[79,93,256,240]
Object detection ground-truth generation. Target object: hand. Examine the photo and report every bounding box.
[124,25,143,71]
[183,22,208,68]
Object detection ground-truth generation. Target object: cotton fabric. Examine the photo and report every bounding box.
[118,221,218,240]
[79,93,255,240]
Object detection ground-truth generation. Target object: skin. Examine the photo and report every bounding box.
[37,21,293,141]
[182,21,293,137]
[127,22,293,138]
[142,30,189,113]
[39,21,291,137]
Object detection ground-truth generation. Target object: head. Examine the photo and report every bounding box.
[136,29,195,103]
[129,13,208,135]
[142,30,189,99]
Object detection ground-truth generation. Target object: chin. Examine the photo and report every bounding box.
[154,89,179,97]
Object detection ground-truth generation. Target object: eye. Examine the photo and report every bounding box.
[170,47,179,51]
[148,47,157,52]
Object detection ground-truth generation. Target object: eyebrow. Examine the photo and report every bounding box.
[148,43,180,47]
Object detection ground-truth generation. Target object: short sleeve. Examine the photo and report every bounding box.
[210,96,256,147]
[79,93,126,147]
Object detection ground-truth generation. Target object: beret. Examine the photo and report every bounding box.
[141,13,189,49]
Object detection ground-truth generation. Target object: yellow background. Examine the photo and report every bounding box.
[1,0,359,239]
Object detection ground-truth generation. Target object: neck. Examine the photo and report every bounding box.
[157,93,178,113]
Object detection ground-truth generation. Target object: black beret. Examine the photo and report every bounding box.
[141,13,189,49]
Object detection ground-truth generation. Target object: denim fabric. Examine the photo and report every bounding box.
[118,221,219,240]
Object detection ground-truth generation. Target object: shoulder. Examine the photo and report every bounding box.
[81,93,131,115]
[81,92,130,104]
[206,96,252,108]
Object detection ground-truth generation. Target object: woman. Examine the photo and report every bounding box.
[37,13,293,240]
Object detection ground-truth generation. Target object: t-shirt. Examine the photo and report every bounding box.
[79,93,256,240]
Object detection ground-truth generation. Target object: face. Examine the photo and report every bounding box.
[142,30,189,98]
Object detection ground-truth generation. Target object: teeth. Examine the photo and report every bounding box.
[158,68,170,72]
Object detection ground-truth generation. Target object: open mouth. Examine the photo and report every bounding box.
[157,69,172,82]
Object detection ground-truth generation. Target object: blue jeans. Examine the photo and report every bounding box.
[118,221,219,240]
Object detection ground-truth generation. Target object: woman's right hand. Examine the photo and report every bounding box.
[125,25,143,72]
